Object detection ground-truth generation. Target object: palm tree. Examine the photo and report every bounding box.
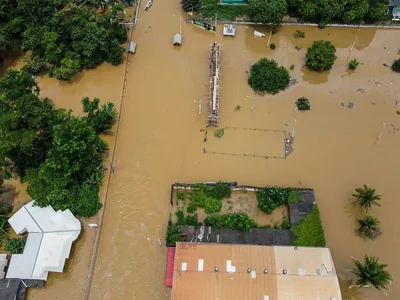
[357,216,381,239]
[352,185,381,211]
[351,255,392,295]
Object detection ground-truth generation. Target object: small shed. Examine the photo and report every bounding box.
[223,24,236,36]
[127,42,136,54]
[173,33,182,46]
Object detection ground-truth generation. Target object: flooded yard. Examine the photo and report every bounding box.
[0,0,397,299]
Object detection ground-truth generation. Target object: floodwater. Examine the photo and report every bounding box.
[1,0,395,299]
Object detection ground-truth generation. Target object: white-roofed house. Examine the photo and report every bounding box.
[6,201,81,280]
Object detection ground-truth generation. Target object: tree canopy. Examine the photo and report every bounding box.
[0,0,127,80]
[306,40,337,71]
[392,58,400,73]
[0,69,117,217]
[181,0,202,12]
[248,0,288,25]
[248,58,290,94]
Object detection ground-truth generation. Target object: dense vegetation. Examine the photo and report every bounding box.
[306,41,337,71]
[296,97,310,110]
[5,237,26,254]
[257,186,300,214]
[248,0,287,25]
[248,58,290,94]
[291,205,326,246]
[0,205,12,244]
[181,0,202,12]
[205,213,257,230]
[392,58,400,73]
[196,0,390,23]
[0,0,127,81]
[0,69,117,217]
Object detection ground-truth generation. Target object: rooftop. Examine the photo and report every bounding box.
[172,243,342,300]
[6,201,81,280]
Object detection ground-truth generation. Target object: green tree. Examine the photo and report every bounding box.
[180,0,201,12]
[51,57,81,81]
[82,97,118,134]
[343,0,369,22]
[352,185,381,211]
[0,69,54,176]
[22,55,48,75]
[299,2,318,19]
[357,215,381,239]
[351,255,392,294]
[306,40,337,71]
[367,2,387,21]
[248,0,288,25]
[25,112,106,217]
[392,58,400,73]
[248,58,290,94]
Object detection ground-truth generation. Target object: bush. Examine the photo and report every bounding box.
[296,97,310,111]
[177,191,186,200]
[187,202,197,213]
[248,58,290,95]
[292,205,326,247]
[294,30,305,38]
[181,0,201,12]
[0,205,12,216]
[392,58,400,73]
[306,40,337,71]
[5,238,26,254]
[166,224,181,245]
[349,59,360,70]
[185,214,199,226]
[204,213,257,231]
[176,208,186,225]
[257,186,293,214]
[270,43,276,50]
[288,191,301,203]
[281,217,291,229]
[205,182,231,200]
[205,198,222,213]
[81,98,118,134]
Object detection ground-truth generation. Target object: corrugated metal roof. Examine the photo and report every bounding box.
[6,201,81,280]
[172,243,342,300]
[165,247,176,287]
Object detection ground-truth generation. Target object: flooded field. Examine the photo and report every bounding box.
[0,0,397,299]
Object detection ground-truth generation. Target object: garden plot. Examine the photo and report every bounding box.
[171,189,289,227]
[205,127,286,159]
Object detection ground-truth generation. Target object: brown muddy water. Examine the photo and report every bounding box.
[0,1,397,299]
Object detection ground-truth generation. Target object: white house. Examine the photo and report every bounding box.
[6,201,81,280]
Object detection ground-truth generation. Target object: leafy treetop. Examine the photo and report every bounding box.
[248,0,288,25]
[306,40,337,71]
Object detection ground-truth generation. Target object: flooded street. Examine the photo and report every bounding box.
[2,0,395,299]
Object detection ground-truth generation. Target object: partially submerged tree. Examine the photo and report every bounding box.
[357,215,381,239]
[352,185,381,211]
[82,97,118,134]
[392,58,400,73]
[351,255,392,294]
[348,58,360,70]
[248,58,290,94]
[248,0,287,25]
[306,40,337,71]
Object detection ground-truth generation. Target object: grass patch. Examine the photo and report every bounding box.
[291,205,326,247]
[199,0,249,20]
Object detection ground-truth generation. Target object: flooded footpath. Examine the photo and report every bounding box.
[10,0,399,299]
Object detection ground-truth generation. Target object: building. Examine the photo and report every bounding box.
[223,24,236,37]
[169,243,342,300]
[6,201,81,280]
